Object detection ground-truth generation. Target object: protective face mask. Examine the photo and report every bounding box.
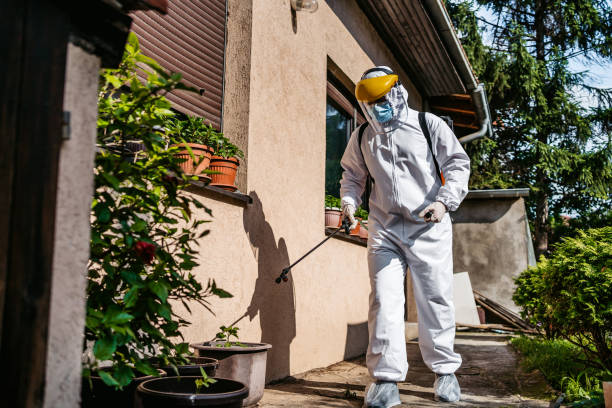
[373,102,394,123]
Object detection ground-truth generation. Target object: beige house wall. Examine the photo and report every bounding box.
[180,0,425,382]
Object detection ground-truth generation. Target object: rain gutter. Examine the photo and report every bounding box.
[422,0,492,142]
[465,188,530,199]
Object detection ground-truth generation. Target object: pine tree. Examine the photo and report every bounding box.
[447,0,612,256]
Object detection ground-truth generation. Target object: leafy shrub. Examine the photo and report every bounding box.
[86,33,231,388]
[511,336,611,403]
[513,226,612,371]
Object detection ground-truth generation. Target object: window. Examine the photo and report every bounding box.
[130,0,227,130]
[325,74,369,209]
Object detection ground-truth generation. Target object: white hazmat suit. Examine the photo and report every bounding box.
[340,68,470,383]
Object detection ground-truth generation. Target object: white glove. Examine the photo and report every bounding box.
[341,203,358,229]
[418,201,447,223]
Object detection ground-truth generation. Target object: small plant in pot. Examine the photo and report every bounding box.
[85,33,234,408]
[167,116,220,182]
[137,367,249,408]
[355,207,369,240]
[191,325,271,407]
[325,194,342,228]
[208,136,245,192]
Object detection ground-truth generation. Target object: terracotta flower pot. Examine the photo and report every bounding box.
[358,220,368,240]
[349,219,361,236]
[191,341,271,407]
[325,208,342,228]
[173,143,214,177]
[209,156,240,192]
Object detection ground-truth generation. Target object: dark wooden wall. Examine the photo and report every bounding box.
[0,0,69,406]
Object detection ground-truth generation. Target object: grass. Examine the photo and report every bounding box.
[510,336,610,406]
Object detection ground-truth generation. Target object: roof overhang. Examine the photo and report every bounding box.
[356,0,492,140]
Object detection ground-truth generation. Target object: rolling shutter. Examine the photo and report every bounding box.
[130,0,226,129]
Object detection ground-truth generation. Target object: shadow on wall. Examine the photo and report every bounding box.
[243,192,296,382]
[343,321,369,360]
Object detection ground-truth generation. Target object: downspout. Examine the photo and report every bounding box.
[459,83,491,144]
[422,0,492,142]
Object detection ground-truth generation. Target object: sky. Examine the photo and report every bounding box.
[476,6,612,107]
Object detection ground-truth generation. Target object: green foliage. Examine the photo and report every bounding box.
[214,134,245,160]
[447,0,612,254]
[513,227,612,370]
[354,206,369,220]
[166,116,222,147]
[86,33,232,388]
[167,115,244,161]
[214,325,245,348]
[194,366,217,393]
[325,194,341,209]
[510,336,611,403]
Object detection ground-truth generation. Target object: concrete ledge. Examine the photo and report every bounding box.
[324,227,367,247]
[185,183,252,207]
[465,188,530,199]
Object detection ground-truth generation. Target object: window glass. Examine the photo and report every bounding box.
[325,101,351,199]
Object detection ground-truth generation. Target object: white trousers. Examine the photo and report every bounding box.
[366,217,462,381]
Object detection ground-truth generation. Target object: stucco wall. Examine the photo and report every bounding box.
[180,0,425,382]
[451,197,532,313]
[44,44,99,408]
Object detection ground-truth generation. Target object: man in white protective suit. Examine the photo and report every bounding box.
[340,66,470,407]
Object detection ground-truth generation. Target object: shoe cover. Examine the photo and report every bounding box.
[363,381,401,408]
[433,373,461,402]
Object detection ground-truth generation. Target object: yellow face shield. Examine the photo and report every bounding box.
[355,74,399,103]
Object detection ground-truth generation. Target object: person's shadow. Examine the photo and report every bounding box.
[243,192,296,382]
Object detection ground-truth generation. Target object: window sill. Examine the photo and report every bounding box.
[324,227,367,247]
[185,181,252,207]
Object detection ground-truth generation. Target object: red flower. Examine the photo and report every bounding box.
[134,241,156,264]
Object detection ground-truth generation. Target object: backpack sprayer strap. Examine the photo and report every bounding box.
[418,112,445,186]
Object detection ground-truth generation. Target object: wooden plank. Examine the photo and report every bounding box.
[0,0,26,344]
[452,122,479,130]
[431,105,477,117]
[457,322,537,334]
[0,0,69,406]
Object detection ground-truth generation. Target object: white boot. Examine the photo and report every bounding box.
[363,381,401,408]
[433,374,461,402]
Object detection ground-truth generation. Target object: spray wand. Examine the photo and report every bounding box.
[275,218,352,284]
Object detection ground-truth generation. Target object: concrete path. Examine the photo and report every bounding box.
[260,332,553,407]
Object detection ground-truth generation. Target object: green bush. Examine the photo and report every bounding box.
[513,226,612,371]
[86,33,231,388]
[511,336,610,404]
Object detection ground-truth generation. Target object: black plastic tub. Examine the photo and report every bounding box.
[81,369,165,408]
[137,376,248,408]
[161,356,219,377]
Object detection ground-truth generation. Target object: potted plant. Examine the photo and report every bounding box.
[325,194,343,228]
[85,33,233,407]
[191,325,271,407]
[158,356,219,377]
[208,135,245,192]
[167,116,220,181]
[137,367,249,408]
[355,207,369,240]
